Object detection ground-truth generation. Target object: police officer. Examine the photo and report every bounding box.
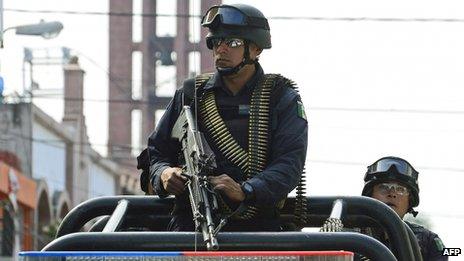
[146,4,308,232]
[362,156,447,261]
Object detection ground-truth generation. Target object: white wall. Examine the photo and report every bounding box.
[32,123,66,194]
[88,162,116,198]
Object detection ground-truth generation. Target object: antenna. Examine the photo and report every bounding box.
[192,0,200,131]
[191,0,199,252]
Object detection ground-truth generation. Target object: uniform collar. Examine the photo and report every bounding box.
[203,62,264,95]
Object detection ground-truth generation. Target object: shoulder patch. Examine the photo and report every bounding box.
[434,237,445,251]
[297,100,307,121]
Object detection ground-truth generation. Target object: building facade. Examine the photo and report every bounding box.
[0,58,136,259]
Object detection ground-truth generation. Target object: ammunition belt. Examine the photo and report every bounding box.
[196,73,306,222]
[199,90,249,172]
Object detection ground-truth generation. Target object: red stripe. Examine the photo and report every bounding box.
[184,251,353,256]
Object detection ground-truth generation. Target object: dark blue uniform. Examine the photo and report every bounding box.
[352,221,447,261]
[405,221,447,261]
[148,63,308,231]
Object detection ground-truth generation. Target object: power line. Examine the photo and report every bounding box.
[21,47,178,98]
[309,107,464,115]
[4,8,198,18]
[7,131,464,174]
[269,16,464,23]
[31,94,164,105]
[25,94,464,115]
[8,131,143,152]
[309,159,464,173]
[5,8,464,23]
[12,133,135,174]
[73,49,177,97]
[6,131,142,171]
[420,212,464,220]
[7,139,140,192]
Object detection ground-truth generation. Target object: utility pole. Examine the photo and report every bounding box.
[1,0,4,48]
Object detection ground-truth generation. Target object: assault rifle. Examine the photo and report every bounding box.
[171,105,226,250]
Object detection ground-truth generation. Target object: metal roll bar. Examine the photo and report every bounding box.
[53,195,420,261]
[43,231,396,261]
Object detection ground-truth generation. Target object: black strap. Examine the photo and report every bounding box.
[182,77,196,107]
[181,75,212,115]
[137,148,150,193]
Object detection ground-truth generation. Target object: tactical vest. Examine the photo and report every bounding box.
[184,73,308,224]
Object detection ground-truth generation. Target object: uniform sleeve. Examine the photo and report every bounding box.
[246,87,308,206]
[408,221,448,261]
[426,233,447,261]
[148,90,183,197]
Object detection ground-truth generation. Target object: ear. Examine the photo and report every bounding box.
[249,43,263,59]
[252,43,263,53]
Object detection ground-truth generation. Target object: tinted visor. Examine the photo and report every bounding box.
[201,5,269,29]
[210,38,245,48]
[367,157,418,179]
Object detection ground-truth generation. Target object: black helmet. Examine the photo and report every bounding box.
[362,156,420,208]
[201,4,271,50]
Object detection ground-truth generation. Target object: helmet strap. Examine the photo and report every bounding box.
[217,41,256,76]
[409,208,419,217]
[243,41,255,65]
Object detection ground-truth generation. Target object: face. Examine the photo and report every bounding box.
[371,181,410,218]
[212,37,261,68]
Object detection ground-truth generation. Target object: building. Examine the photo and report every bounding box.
[0,102,36,256]
[107,0,220,168]
[0,58,135,258]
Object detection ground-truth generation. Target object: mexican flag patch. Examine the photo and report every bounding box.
[297,101,307,121]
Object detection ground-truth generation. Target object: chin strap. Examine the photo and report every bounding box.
[409,208,419,217]
[217,40,257,76]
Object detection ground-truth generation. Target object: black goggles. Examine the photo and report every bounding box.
[366,157,418,179]
[201,5,269,30]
